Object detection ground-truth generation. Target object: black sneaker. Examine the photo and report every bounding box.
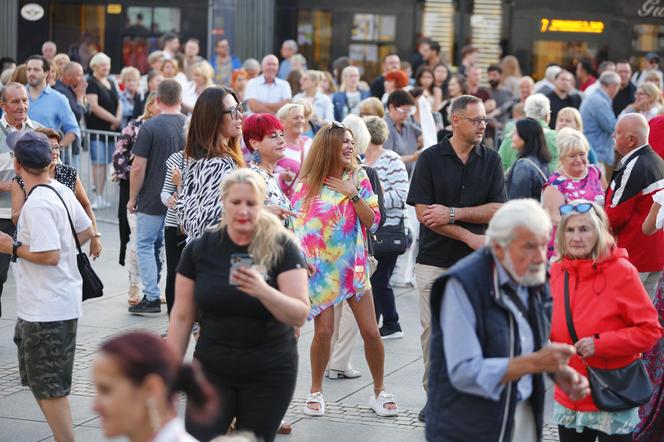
[379,325,404,340]
[418,405,426,422]
[128,296,161,314]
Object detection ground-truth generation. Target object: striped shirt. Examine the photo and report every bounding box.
[368,149,408,226]
[161,151,186,228]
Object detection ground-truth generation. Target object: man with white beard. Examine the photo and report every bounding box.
[425,199,590,442]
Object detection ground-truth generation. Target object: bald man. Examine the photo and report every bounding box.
[605,113,664,297]
[244,54,292,115]
[53,62,87,167]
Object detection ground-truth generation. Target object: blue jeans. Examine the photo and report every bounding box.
[136,212,165,302]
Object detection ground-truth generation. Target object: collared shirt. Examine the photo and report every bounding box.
[620,143,648,166]
[52,80,86,122]
[440,255,534,402]
[580,87,617,165]
[383,114,422,175]
[244,74,292,115]
[407,135,506,268]
[27,85,81,140]
[0,116,43,218]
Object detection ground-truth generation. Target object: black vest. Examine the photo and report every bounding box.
[425,247,551,442]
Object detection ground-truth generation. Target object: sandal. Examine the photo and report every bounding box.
[303,391,325,416]
[369,391,399,417]
[277,420,292,434]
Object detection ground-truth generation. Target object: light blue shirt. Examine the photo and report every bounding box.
[294,91,334,123]
[579,87,616,165]
[27,86,81,140]
[278,58,291,80]
[440,255,534,402]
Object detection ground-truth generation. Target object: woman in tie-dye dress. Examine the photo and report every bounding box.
[291,122,399,418]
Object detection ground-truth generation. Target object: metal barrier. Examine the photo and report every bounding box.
[79,128,121,223]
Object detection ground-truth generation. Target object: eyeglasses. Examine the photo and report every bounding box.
[559,202,595,216]
[51,145,62,153]
[395,107,415,116]
[223,103,244,120]
[459,116,489,127]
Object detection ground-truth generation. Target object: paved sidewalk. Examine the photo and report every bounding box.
[0,221,560,441]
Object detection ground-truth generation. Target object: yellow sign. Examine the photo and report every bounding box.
[107,4,122,14]
[540,18,605,34]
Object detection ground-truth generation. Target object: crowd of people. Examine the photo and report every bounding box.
[1,33,664,442]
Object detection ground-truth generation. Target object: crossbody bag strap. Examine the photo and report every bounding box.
[563,271,580,343]
[28,184,83,254]
[0,123,11,137]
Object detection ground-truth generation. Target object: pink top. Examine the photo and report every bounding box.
[274,135,311,198]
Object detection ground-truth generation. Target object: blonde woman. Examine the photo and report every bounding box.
[50,53,70,84]
[119,66,142,128]
[294,70,334,124]
[555,107,599,165]
[168,168,309,442]
[621,82,664,121]
[500,55,523,97]
[182,60,214,113]
[291,122,399,417]
[359,97,385,118]
[332,66,370,121]
[274,103,312,198]
[161,58,188,89]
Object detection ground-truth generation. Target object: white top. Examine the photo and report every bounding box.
[653,189,664,230]
[244,75,292,115]
[14,180,92,322]
[152,418,198,442]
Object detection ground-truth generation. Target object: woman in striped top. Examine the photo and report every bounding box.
[161,149,186,316]
[363,116,409,339]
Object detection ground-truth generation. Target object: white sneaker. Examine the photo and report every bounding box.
[91,196,101,210]
[98,197,112,209]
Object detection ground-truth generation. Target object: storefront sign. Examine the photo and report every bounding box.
[637,0,664,17]
[107,4,122,15]
[20,3,44,21]
[540,18,605,34]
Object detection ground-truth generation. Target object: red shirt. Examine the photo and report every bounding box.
[579,76,596,92]
[649,115,664,160]
[549,248,662,412]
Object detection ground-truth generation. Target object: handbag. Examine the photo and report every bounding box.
[372,216,412,256]
[31,184,104,301]
[563,271,652,411]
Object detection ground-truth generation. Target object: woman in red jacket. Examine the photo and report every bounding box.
[549,200,662,442]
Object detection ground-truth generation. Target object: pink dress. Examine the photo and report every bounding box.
[274,135,311,198]
[544,165,604,259]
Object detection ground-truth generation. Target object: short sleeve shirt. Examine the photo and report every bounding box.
[407,136,506,268]
[177,228,305,371]
[244,75,292,115]
[383,114,422,175]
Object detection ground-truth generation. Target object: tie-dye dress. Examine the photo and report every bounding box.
[291,168,380,319]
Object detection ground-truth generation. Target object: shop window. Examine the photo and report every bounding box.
[633,24,664,52]
[532,41,598,80]
[49,4,104,69]
[123,7,181,74]
[298,10,332,71]
[349,14,397,83]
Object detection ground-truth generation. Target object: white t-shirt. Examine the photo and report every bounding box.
[14,180,92,322]
[244,75,292,115]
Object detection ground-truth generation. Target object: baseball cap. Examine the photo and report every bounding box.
[645,52,659,62]
[5,130,52,169]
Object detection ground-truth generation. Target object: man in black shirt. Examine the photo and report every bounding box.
[370,53,400,99]
[545,69,581,128]
[613,60,636,117]
[407,95,505,420]
[53,62,87,168]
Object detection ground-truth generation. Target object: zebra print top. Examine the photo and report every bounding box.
[176,156,237,241]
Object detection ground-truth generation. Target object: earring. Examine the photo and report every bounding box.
[252,150,261,164]
[146,397,161,433]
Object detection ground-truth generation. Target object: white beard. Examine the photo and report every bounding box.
[503,253,546,287]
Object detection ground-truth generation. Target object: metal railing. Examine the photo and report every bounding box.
[78,129,121,223]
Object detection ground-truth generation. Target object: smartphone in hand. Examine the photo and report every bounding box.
[229,253,254,285]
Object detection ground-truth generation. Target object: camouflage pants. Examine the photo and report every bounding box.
[14,318,77,400]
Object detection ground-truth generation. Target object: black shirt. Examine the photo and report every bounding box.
[53,80,85,122]
[545,90,582,128]
[177,228,305,374]
[370,75,385,99]
[407,136,506,268]
[613,82,636,117]
[85,76,119,131]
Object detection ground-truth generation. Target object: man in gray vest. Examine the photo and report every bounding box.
[427,199,589,441]
[0,83,43,317]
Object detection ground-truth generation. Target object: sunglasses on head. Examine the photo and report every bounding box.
[559,202,594,216]
[328,121,346,130]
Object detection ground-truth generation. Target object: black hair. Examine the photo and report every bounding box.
[25,55,49,73]
[514,117,551,164]
[577,59,594,76]
[414,65,435,94]
[487,63,502,74]
[0,57,16,72]
[162,32,178,43]
[387,89,415,108]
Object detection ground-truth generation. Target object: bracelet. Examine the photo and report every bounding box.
[449,207,456,224]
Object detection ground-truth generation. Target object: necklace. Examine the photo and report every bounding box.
[561,166,588,180]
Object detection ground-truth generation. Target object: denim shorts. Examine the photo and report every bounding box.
[14,318,78,399]
[89,139,114,164]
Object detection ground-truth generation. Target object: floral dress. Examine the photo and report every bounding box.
[249,163,294,230]
[291,168,380,319]
[544,165,604,259]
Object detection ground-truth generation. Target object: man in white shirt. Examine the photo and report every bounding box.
[0,83,43,317]
[0,130,93,442]
[245,54,292,115]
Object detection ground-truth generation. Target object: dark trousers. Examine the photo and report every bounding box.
[370,253,400,328]
[558,425,633,442]
[0,219,16,318]
[164,226,186,315]
[186,362,297,442]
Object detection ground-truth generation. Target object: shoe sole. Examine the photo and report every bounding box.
[128,309,162,315]
[381,331,405,340]
[327,371,361,379]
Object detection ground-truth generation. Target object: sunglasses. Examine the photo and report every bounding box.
[222,103,244,120]
[559,202,595,216]
[328,121,347,130]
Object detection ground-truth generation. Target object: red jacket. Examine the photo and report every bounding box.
[550,248,662,412]
[650,115,664,160]
[605,145,664,272]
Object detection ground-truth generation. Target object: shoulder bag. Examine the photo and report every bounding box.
[31,184,104,301]
[372,215,412,256]
[563,271,652,411]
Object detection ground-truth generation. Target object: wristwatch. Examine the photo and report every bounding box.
[350,193,361,203]
[11,240,22,262]
[449,207,456,224]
